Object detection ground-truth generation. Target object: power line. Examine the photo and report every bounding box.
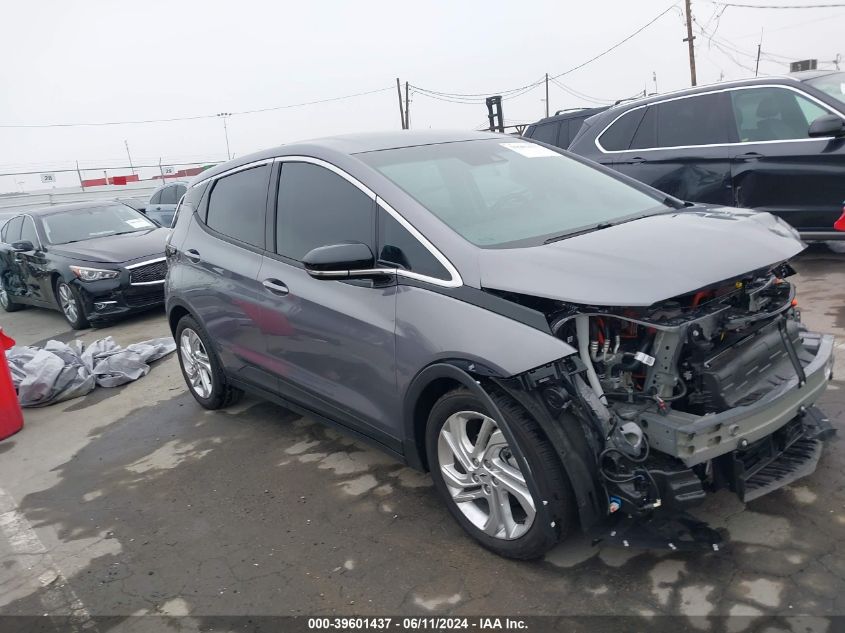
[410,2,679,104]
[0,86,393,129]
[550,2,681,81]
[709,1,845,7]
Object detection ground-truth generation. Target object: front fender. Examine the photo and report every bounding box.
[403,361,604,533]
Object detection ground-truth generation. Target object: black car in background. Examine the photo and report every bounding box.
[523,106,608,149]
[565,74,845,240]
[0,202,169,328]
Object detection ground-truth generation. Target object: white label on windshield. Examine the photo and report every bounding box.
[500,142,560,158]
[127,218,150,228]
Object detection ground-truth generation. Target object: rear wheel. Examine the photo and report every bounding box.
[55,281,89,329]
[426,388,575,559]
[175,315,243,409]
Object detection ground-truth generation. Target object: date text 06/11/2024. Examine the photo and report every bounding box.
[307,617,528,631]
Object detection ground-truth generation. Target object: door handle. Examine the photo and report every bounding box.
[184,249,201,263]
[629,156,647,163]
[262,279,289,296]
[738,152,763,161]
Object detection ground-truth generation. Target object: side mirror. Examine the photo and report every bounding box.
[11,240,34,252]
[808,114,845,138]
[302,242,383,280]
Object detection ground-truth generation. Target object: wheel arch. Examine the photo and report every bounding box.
[166,299,193,336]
[403,360,605,532]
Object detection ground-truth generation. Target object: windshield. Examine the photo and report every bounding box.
[42,204,157,245]
[805,72,845,108]
[360,139,668,247]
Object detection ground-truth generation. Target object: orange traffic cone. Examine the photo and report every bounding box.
[0,328,23,440]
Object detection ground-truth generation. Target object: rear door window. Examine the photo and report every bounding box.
[530,123,560,146]
[3,217,23,243]
[150,190,162,205]
[598,108,646,151]
[205,165,271,248]
[275,162,375,261]
[654,92,736,148]
[731,86,832,142]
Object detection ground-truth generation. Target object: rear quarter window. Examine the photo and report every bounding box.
[598,108,646,151]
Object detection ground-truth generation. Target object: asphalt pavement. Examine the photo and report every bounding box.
[0,244,843,633]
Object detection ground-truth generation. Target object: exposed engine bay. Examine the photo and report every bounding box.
[496,260,836,547]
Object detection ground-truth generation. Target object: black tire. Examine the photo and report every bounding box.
[175,315,243,410]
[0,286,25,312]
[426,388,575,560]
[55,280,90,329]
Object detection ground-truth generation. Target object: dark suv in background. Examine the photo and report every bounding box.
[523,107,608,150]
[566,74,845,239]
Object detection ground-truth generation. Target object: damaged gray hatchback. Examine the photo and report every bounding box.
[165,131,835,559]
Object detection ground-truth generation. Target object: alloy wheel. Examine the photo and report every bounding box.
[57,284,78,322]
[0,289,8,309]
[437,411,536,540]
[180,328,213,399]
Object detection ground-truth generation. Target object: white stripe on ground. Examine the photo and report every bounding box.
[0,487,94,631]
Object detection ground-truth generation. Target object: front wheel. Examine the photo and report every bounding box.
[0,286,24,312]
[55,281,89,329]
[426,388,575,559]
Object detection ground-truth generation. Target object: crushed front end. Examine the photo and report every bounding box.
[496,262,836,548]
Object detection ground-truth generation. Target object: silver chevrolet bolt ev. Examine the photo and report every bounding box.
[165,131,835,559]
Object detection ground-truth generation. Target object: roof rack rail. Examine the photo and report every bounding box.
[553,107,593,115]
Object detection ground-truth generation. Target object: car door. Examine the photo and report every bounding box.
[0,216,28,304]
[179,162,278,392]
[257,159,400,447]
[728,85,845,232]
[14,215,53,305]
[611,92,737,206]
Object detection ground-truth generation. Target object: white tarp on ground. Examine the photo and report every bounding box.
[7,337,175,407]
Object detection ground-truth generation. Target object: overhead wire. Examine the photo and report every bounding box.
[410,2,680,106]
[0,86,394,129]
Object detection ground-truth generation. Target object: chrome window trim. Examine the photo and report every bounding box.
[189,158,275,188]
[594,83,845,154]
[273,155,463,289]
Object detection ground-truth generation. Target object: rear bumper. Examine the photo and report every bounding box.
[642,331,835,467]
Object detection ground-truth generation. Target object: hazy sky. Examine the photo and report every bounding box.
[1,0,842,191]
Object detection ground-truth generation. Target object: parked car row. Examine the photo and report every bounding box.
[524,71,845,240]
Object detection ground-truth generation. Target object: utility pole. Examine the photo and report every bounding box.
[216,113,232,160]
[396,78,406,129]
[683,0,697,86]
[405,81,410,129]
[544,73,549,118]
[76,160,84,191]
[124,140,135,175]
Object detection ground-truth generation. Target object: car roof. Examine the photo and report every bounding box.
[192,130,505,185]
[596,75,804,114]
[529,107,609,126]
[789,69,842,81]
[14,200,131,218]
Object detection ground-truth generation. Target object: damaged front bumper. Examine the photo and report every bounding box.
[638,331,835,467]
